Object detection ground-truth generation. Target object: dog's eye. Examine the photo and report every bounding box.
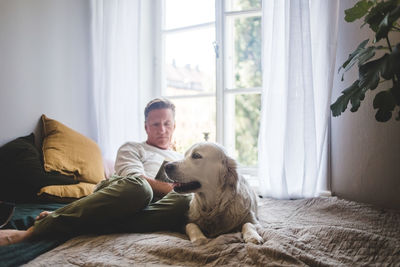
[191,152,202,159]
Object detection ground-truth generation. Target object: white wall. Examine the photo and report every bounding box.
[331,0,400,210]
[0,0,95,146]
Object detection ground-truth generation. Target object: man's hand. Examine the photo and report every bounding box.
[142,176,173,198]
[36,211,52,221]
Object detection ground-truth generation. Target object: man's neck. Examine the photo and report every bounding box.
[145,141,170,150]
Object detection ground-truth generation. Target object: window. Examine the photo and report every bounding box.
[155,0,262,173]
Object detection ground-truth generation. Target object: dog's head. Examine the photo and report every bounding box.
[165,142,238,194]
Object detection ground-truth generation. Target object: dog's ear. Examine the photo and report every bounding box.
[221,156,239,189]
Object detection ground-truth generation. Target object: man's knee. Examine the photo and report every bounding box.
[115,176,153,208]
[165,192,192,215]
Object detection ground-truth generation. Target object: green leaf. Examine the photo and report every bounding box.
[390,82,400,105]
[331,80,366,116]
[350,86,367,112]
[373,90,396,122]
[343,45,377,76]
[364,0,398,32]
[393,43,400,76]
[375,109,393,121]
[339,39,369,77]
[373,90,396,110]
[375,14,390,42]
[358,55,388,90]
[375,6,400,42]
[345,0,374,22]
[389,6,400,26]
[381,43,400,80]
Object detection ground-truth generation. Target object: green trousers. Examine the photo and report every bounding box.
[32,175,192,238]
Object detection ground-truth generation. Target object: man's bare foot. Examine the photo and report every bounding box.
[35,211,52,221]
[0,227,34,246]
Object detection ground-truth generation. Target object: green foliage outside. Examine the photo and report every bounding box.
[331,0,400,122]
[235,94,261,166]
[234,0,262,166]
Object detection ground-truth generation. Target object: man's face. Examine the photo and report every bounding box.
[145,108,175,150]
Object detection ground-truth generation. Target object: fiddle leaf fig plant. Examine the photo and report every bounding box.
[331,0,400,122]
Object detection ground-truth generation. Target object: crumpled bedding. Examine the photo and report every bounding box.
[24,196,400,266]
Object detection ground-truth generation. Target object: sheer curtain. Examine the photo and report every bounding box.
[258,0,339,199]
[90,0,143,161]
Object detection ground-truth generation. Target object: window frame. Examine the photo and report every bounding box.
[154,0,262,173]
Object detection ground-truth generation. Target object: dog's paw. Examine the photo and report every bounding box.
[192,237,209,246]
[242,222,263,245]
[244,234,263,245]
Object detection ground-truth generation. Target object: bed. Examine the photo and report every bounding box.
[2,195,398,266]
[1,119,399,266]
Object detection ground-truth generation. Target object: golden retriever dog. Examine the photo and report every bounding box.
[165,142,263,245]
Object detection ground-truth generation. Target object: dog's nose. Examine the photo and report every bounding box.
[164,163,175,172]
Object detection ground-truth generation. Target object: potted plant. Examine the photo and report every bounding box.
[331,0,400,122]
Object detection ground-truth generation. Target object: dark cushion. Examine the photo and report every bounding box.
[0,133,78,202]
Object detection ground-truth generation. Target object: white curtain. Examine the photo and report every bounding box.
[91,0,143,161]
[258,0,339,199]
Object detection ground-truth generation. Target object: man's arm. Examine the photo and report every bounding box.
[115,143,147,177]
[115,143,173,198]
[141,176,173,197]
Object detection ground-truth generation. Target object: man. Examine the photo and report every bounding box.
[114,98,180,197]
[0,98,191,246]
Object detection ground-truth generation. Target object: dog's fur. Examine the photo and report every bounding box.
[165,142,263,245]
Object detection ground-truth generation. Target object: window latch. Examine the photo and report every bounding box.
[213,41,219,59]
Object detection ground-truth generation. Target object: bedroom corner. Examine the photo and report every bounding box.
[330,0,400,210]
[0,0,399,266]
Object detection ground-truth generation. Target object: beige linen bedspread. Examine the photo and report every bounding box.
[25,196,400,266]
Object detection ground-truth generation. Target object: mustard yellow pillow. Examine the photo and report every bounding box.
[41,115,105,184]
[38,182,96,201]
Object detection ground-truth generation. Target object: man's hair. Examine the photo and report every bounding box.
[144,98,175,122]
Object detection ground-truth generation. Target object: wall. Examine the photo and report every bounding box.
[331,0,400,210]
[0,0,94,146]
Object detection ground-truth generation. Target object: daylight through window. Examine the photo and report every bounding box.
[158,0,262,172]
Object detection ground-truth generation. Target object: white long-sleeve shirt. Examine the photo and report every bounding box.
[114,142,182,179]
